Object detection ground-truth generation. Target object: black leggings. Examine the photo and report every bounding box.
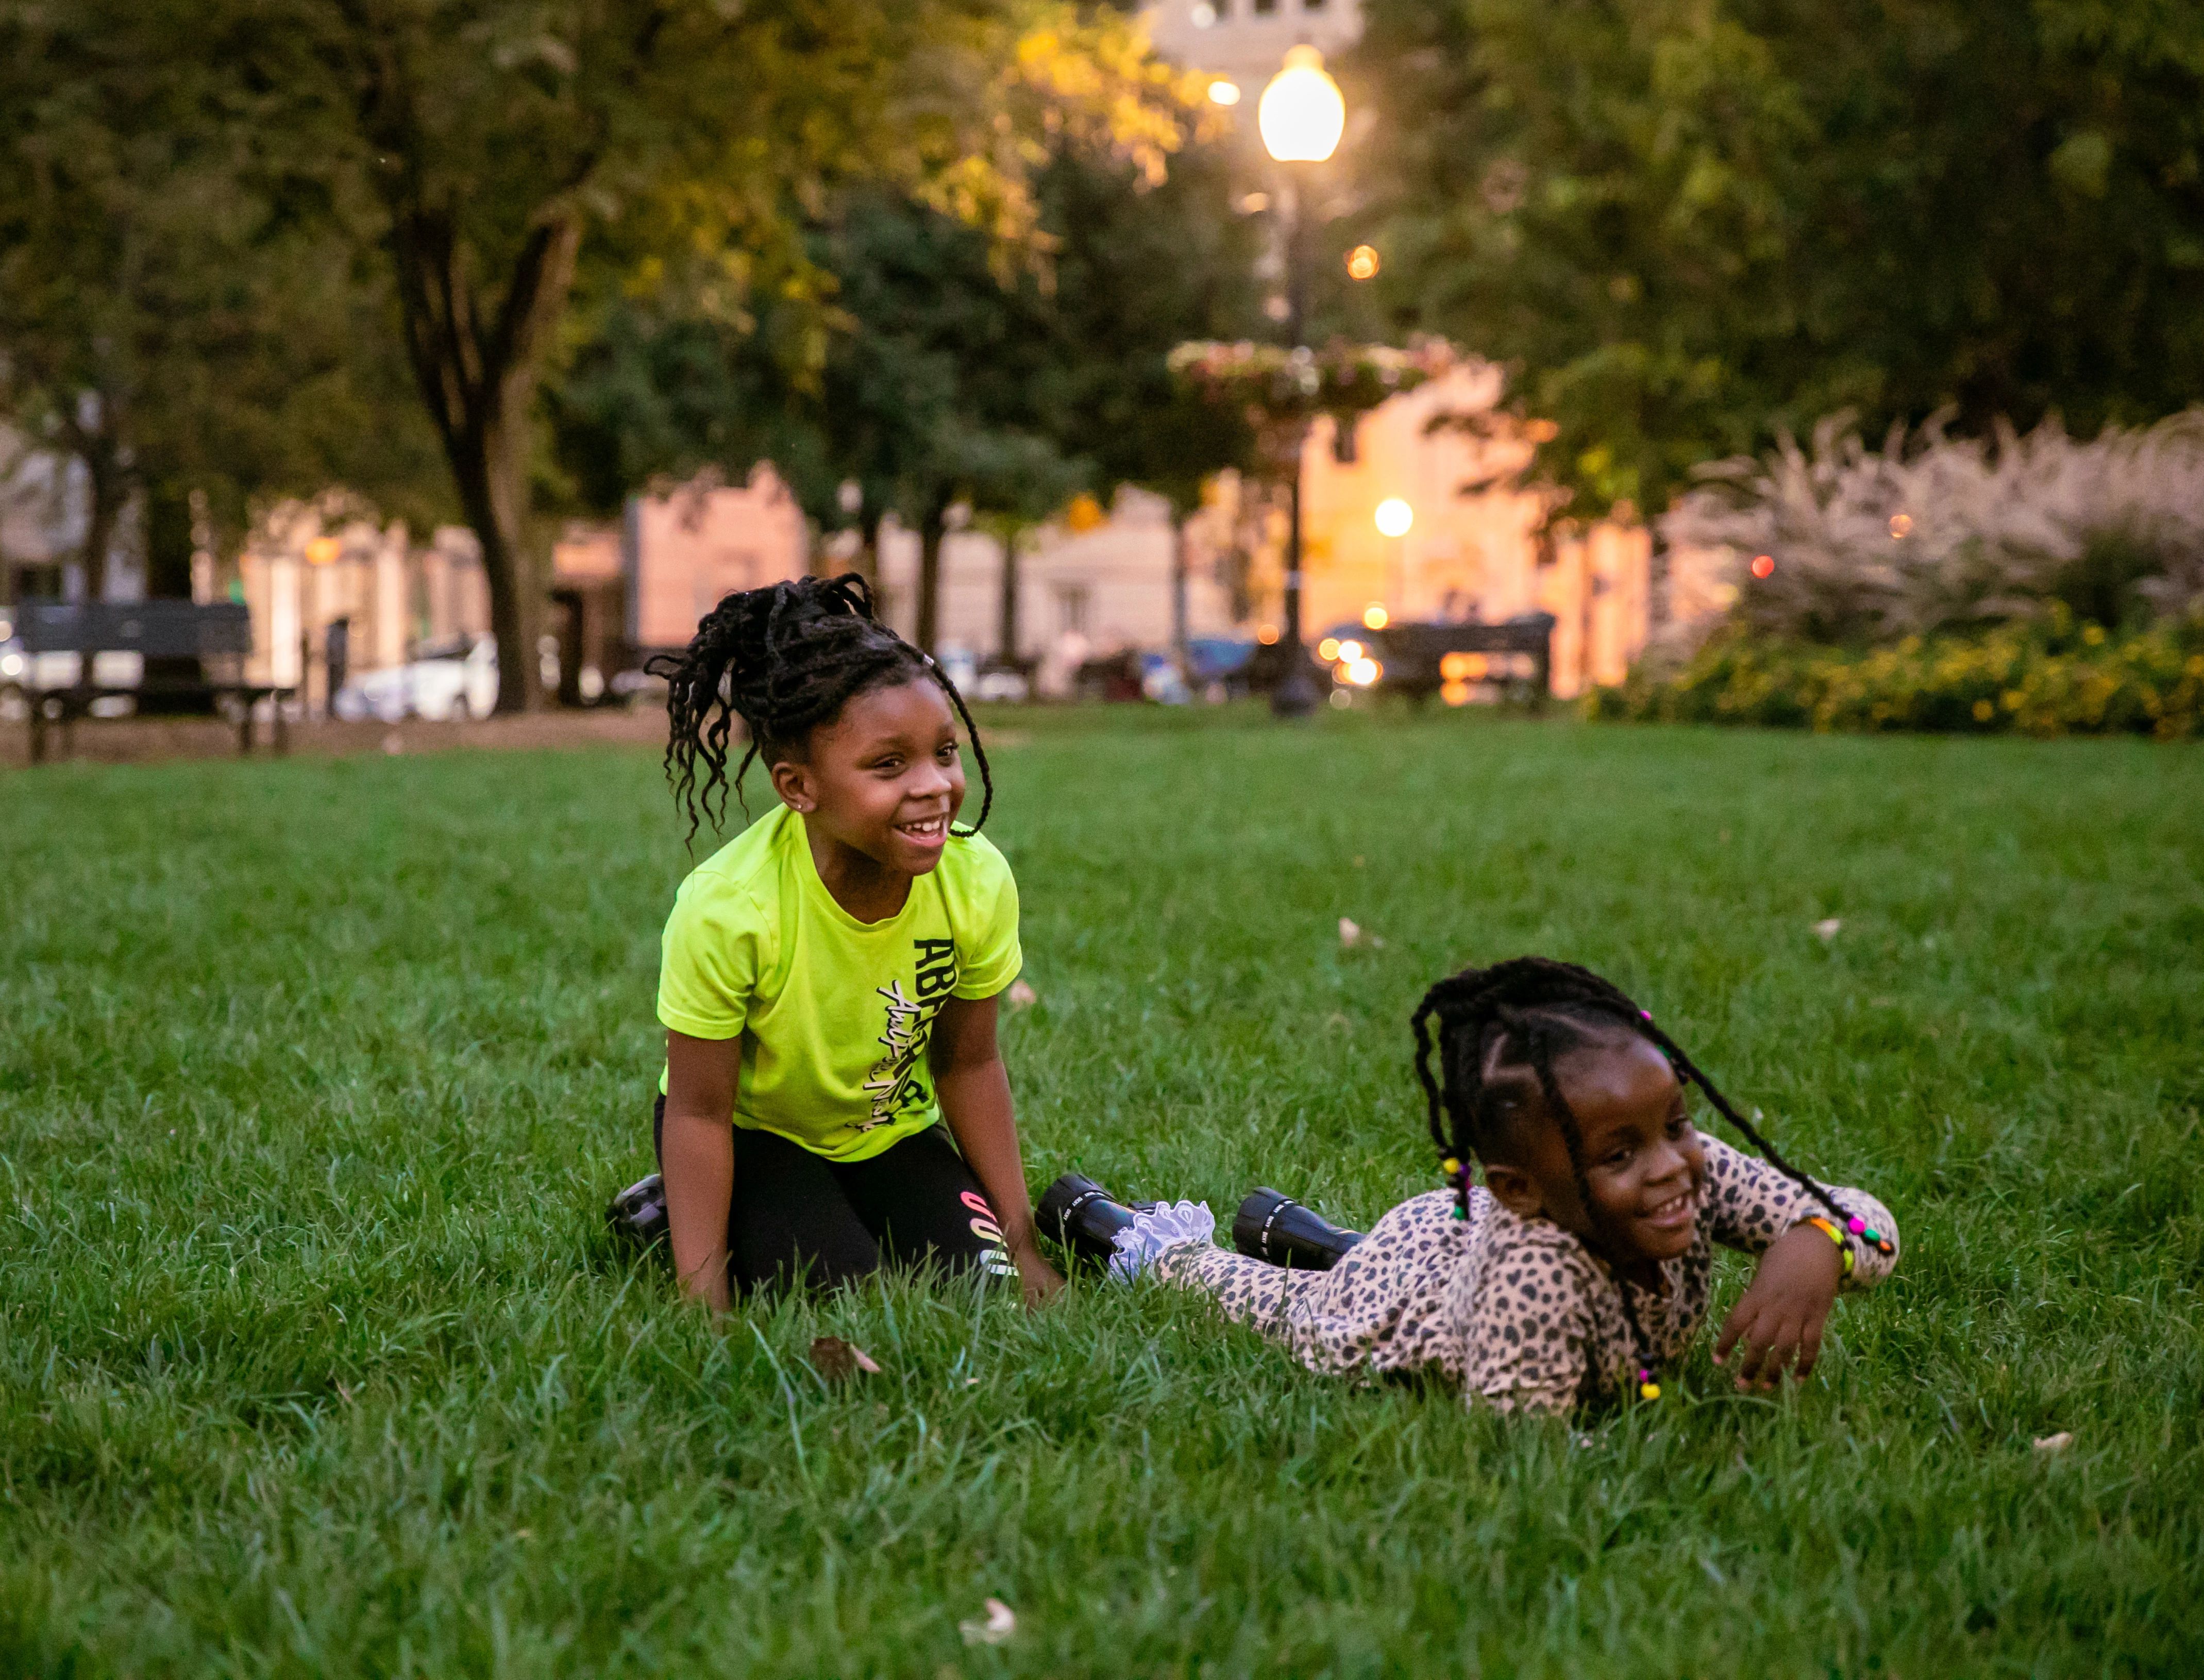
[653,1097,1011,1294]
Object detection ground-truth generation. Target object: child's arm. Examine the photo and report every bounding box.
[664,1029,742,1313]
[1697,1135,1900,1391]
[929,994,1064,1306]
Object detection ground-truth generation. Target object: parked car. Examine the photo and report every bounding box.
[332,634,498,722]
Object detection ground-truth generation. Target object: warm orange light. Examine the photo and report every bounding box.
[1440,651,1489,681]
[1361,604,1389,630]
[1337,639,1363,662]
[1889,513,1914,539]
[1256,624,1280,646]
[1345,656,1381,686]
[1374,497,1414,538]
[1751,554,1775,579]
[1207,79,1240,107]
[1441,680,1471,707]
[1318,636,1341,661]
[305,536,341,566]
[1345,244,1381,281]
[1065,493,1107,533]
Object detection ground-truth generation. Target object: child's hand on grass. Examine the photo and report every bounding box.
[1013,1241,1065,1307]
[1713,1222,1845,1391]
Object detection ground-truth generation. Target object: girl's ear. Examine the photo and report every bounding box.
[769,757,816,813]
[1480,1162,1545,1221]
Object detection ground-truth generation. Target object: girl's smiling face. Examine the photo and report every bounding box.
[1480,1034,1708,1267]
[769,678,966,878]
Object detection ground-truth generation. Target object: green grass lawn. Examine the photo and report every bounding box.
[3,708,2201,1678]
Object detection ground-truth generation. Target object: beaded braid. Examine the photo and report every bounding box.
[644,573,994,843]
[1410,956,1852,1233]
[1410,957,1871,1392]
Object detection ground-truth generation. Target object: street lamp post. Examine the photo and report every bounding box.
[1258,46,1344,718]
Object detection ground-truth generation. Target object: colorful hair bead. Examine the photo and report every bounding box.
[1847,1217,1865,1235]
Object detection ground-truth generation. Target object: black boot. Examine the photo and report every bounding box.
[1233,1189,1364,1271]
[1038,1172,1142,1270]
[606,1171,669,1254]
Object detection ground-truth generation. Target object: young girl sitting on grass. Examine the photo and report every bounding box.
[635,574,1062,1309]
[1068,958,1898,1413]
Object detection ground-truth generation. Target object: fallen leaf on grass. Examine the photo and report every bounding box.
[2032,1431,2073,1453]
[958,1599,1017,1646]
[809,1336,882,1380]
[1339,917,1364,948]
[1006,979,1038,1010]
[1813,918,1843,940]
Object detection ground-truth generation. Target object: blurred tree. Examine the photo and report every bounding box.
[1352,0,2204,520]
[549,132,1261,653]
[232,0,1196,708]
[0,0,439,602]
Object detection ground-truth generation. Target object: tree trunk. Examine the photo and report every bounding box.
[1170,516,1190,681]
[71,431,130,604]
[998,528,1021,665]
[449,401,545,714]
[385,209,581,714]
[916,512,945,654]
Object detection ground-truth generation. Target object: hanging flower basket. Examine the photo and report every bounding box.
[1168,337,1458,471]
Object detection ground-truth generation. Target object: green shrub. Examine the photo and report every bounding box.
[1590,610,2204,738]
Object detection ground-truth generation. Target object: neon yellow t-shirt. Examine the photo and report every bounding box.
[655,802,1023,1162]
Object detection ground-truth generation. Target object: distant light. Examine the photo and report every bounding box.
[1889,513,1914,539]
[1237,192,1270,214]
[1207,79,1240,107]
[1441,680,1471,707]
[1256,624,1280,646]
[1750,554,1775,579]
[1328,687,1353,710]
[1318,636,1341,661]
[1190,1,1217,24]
[0,652,21,678]
[1374,497,1414,538]
[1259,46,1345,164]
[1362,604,1389,630]
[1346,244,1381,281]
[1337,639,1364,662]
[1263,295,1291,322]
[1440,651,1488,681]
[1345,656,1381,686]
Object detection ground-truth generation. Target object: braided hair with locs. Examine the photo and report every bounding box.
[1409,956,1859,1387]
[644,573,994,844]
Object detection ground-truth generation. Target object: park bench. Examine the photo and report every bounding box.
[1364,613,1556,710]
[11,599,294,763]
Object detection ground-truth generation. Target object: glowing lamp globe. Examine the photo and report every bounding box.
[1374,497,1414,538]
[1259,47,1345,164]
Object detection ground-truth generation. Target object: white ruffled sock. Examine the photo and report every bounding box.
[1107,1199,1217,1281]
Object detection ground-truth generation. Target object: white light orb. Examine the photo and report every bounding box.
[1375,497,1414,537]
[1207,79,1240,107]
[1258,46,1345,164]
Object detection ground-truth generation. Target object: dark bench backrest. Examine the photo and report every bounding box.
[15,600,254,658]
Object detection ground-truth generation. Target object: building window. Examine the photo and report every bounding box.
[1055,585,1090,636]
[1252,0,1277,14]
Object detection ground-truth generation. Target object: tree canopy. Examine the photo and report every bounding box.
[1351,0,2204,520]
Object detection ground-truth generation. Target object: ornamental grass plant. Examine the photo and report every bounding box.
[1598,408,2204,736]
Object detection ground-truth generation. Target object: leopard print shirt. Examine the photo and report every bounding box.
[1153,1134,1898,1415]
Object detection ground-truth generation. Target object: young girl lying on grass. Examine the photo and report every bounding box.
[1061,958,1898,1413]
[623,574,1063,1308]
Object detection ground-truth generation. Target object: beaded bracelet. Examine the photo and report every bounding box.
[1799,1215,1856,1277]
